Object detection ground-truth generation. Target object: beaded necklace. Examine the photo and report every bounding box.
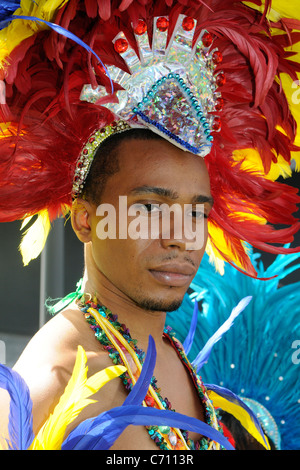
[77,295,222,450]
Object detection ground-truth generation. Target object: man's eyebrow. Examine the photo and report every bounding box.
[192,194,214,206]
[130,185,214,206]
[130,186,179,200]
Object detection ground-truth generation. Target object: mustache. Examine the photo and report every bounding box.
[148,252,198,269]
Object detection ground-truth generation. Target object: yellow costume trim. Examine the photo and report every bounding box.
[207,389,271,450]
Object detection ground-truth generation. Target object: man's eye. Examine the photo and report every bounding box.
[132,203,161,214]
[144,204,161,212]
[188,210,207,220]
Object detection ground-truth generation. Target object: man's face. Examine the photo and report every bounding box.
[88,137,212,312]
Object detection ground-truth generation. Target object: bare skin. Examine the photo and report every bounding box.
[0,137,213,450]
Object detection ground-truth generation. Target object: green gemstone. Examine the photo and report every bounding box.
[158,425,170,434]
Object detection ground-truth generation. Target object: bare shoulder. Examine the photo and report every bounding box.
[12,302,120,434]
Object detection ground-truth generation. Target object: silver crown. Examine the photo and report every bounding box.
[80,14,224,157]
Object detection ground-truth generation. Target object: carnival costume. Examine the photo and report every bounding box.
[0,0,300,275]
[170,249,300,450]
[0,0,300,451]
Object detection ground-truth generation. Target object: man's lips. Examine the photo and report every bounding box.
[149,263,196,287]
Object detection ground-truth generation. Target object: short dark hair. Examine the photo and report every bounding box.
[82,128,163,204]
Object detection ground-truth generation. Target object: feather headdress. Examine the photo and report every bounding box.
[0,0,299,277]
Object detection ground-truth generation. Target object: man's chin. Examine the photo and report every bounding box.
[134,296,184,313]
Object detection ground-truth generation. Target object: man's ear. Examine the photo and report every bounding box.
[71,198,94,243]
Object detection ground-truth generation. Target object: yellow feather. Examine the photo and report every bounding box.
[0,0,68,69]
[19,210,51,266]
[30,346,126,450]
[292,151,300,171]
[232,148,292,181]
[207,390,271,450]
[0,439,7,450]
[244,2,300,174]
[278,73,300,173]
[205,236,225,275]
[207,220,253,272]
[244,1,300,22]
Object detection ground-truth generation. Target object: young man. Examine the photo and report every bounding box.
[2,131,215,450]
[0,0,300,451]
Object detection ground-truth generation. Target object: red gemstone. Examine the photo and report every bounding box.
[202,32,213,48]
[215,97,224,111]
[212,117,222,131]
[182,16,195,31]
[134,19,147,35]
[216,72,226,87]
[145,396,155,406]
[156,17,169,32]
[83,148,88,155]
[89,137,95,143]
[212,50,223,64]
[114,38,128,54]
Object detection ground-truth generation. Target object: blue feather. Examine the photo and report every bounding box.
[0,364,34,450]
[192,296,252,372]
[61,405,234,450]
[0,2,20,21]
[122,335,156,407]
[182,300,198,355]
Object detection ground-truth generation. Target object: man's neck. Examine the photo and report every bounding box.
[81,251,167,353]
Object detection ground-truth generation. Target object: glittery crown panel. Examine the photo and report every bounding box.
[80,15,224,157]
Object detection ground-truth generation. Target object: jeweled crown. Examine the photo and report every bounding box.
[80,14,224,158]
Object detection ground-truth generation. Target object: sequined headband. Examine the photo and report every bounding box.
[72,120,132,198]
